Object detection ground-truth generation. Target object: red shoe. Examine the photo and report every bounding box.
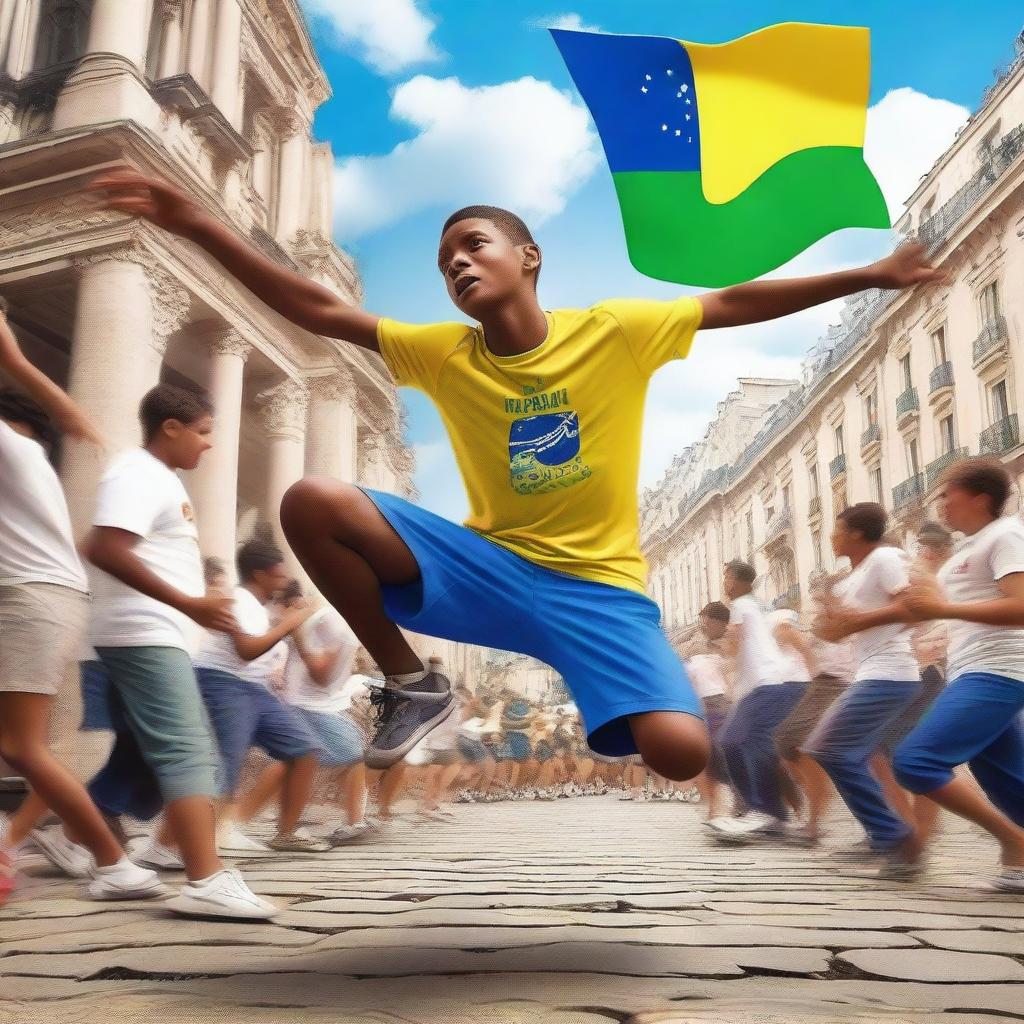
[0,849,14,907]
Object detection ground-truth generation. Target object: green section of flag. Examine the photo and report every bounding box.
[612,146,889,288]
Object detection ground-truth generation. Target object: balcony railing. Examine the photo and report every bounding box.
[979,413,1020,455]
[829,453,847,480]
[896,387,919,418]
[973,315,1009,367]
[928,360,955,394]
[808,495,822,518]
[772,584,801,611]
[860,422,881,449]
[765,509,792,543]
[926,447,969,489]
[892,473,926,509]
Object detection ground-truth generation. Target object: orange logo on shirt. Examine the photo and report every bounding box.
[182,503,195,522]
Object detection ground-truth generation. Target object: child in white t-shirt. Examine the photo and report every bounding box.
[0,301,162,903]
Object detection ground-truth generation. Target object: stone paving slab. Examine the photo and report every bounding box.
[2,797,1023,1023]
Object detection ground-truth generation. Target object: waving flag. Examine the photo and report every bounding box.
[551,23,890,287]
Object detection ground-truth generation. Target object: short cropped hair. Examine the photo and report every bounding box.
[280,578,303,604]
[838,502,887,543]
[699,601,731,624]
[139,384,213,444]
[203,556,226,586]
[724,560,756,585]
[917,521,953,550]
[236,538,284,582]
[0,388,56,448]
[441,205,535,248]
[943,457,1012,517]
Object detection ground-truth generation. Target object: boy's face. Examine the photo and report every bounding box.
[251,560,290,600]
[831,518,855,558]
[699,613,727,641]
[937,483,986,532]
[437,218,538,317]
[161,413,214,470]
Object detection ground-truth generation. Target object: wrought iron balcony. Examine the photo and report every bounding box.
[896,387,919,418]
[928,360,955,395]
[808,495,822,518]
[973,316,1009,367]
[892,473,926,510]
[926,447,969,489]
[765,509,793,543]
[979,414,1020,456]
[829,453,847,480]
[860,422,881,449]
[772,584,801,611]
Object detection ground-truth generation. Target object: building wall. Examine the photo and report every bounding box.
[642,38,1024,640]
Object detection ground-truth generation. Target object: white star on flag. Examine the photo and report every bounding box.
[645,74,652,81]
[675,129,681,136]
[681,83,688,92]
[641,86,648,93]
[661,124,667,131]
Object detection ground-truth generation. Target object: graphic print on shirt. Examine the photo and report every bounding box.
[504,385,591,495]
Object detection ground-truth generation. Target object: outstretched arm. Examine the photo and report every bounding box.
[85,169,381,350]
[697,243,945,330]
[902,573,1024,627]
[0,300,104,446]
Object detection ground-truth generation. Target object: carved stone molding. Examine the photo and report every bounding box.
[207,325,251,361]
[146,263,192,350]
[258,378,308,436]
[307,366,355,404]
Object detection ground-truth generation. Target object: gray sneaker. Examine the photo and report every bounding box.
[364,671,457,769]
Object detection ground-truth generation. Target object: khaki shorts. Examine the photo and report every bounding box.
[775,673,848,760]
[0,582,88,697]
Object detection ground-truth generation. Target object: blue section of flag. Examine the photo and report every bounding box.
[509,412,581,467]
[550,29,700,174]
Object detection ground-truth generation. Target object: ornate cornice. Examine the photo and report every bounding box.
[307,366,355,404]
[207,324,251,361]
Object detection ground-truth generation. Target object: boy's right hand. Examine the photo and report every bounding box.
[86,168,209,238]
[184,594,238,633]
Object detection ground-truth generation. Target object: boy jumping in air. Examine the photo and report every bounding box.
[87,168,941,782]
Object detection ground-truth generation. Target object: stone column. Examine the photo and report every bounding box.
[273,109,307,245]
[188,325,250,573]
[156,0,185,78]
[3,0,40,79]
[306,368,357,480]
[209,0,242,128]
[185,0,211,88]
[61,249,188,533]
[52,0,157,131]
[259,379,309,573]
[310,142,334,236]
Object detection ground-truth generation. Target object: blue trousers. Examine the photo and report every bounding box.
[894,672,1024,827]
[804,678,921,850]
[719,682,806,820]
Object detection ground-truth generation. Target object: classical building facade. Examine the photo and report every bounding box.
[1,0,416,581]
[642,32,1024,646]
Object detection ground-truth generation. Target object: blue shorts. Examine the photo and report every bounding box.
[293,708,364,768]
[195,668,320,795]
[363,489,702,757]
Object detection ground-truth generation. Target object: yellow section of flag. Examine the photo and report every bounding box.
[684,22,872,205]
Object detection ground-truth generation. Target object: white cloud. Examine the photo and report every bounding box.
[333,75,601,238]
[640,88,970,490]
[530,12,602,33]
[302,0,441,74]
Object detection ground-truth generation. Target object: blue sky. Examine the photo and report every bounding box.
[299,1,1023,519]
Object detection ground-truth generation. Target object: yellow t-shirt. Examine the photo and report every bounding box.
[377,297,703,594]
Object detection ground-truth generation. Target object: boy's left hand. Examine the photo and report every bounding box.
[869,242,947,290]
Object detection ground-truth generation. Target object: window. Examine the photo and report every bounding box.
[980,281,1001,325]
[812,528,823,568]
[899,353,913,392]
[870,466,884,504]
[932,326,948,366]
[782,483,792,510]
[907,437,921,476]
[921,196,936,223]
[745,510,754,552]
[864,389,878,427]
[808,464,820,499]
[834,424,845,455]
[939,414,956,454]
[990,378,1010,424]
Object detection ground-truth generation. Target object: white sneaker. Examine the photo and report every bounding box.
[128,837,185,871]
[30,826,93,878]
[86,857,166,900]
[217,823,269,854]
[165,868,278,919]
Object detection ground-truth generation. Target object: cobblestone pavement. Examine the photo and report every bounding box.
[2,796,1023,1023]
